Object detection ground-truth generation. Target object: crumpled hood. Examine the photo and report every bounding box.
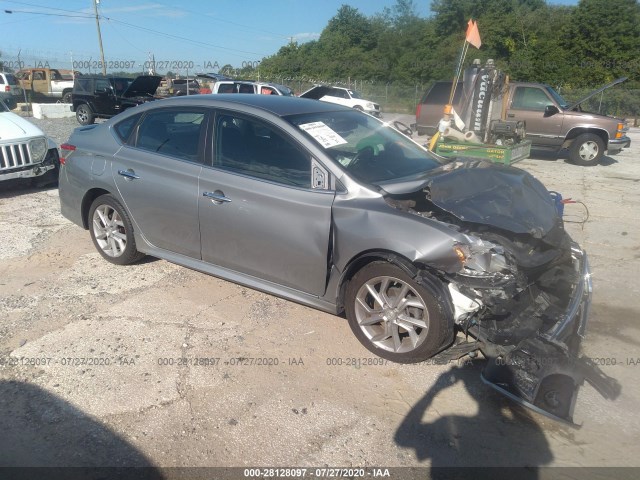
[122,75,162,98]
[0,111,46,141]
[382,160,560,236]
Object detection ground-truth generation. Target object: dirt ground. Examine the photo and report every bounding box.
[0,118,639,476]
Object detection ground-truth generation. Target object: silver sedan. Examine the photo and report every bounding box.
[58,94,619,423]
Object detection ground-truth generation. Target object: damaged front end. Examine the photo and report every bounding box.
[382,160,621,424]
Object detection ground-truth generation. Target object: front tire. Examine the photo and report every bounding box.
[88,195,144,265]
[76,103,95,125]
[345,262,453,363]
[569,133,604,166]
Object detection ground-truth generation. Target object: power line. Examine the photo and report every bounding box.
[3,0,274,59]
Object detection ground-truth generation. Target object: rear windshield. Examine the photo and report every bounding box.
[421,82,463,105]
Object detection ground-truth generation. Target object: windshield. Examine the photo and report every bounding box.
[286,110,443,185]
[349,90,362,99]
[545,86,570,109]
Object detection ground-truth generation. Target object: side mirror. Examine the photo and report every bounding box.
[544,105,560,117]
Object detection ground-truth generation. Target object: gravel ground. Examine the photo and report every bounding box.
[1,113,639,476]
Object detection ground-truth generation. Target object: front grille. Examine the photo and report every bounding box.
[0,142,32,171]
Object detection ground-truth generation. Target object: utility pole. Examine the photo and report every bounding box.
[93,0,107,75]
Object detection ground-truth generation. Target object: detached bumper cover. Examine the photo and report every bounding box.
[482,249,621,424]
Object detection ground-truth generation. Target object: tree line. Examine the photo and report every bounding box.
[246,0,640,115]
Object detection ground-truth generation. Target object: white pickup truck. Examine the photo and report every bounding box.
[16,68,75,103]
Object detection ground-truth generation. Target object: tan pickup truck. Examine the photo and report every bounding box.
[416,77,630,166]
[16,68,75,103]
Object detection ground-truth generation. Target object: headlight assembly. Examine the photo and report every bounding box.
[453,236,511,277]
[29,137,48,163]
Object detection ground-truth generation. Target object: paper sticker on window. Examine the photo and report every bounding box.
[299,122,348,149]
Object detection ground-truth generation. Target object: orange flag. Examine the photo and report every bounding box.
[466,19,481,49]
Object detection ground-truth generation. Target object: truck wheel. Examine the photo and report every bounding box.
[62,91,72,103]
[76,104,95,125]
[345,261,453,364]
[569,133,604,166]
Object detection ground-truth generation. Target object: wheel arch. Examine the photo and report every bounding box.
[336,249,451,315]
[562,127,609,149]
[81,188,112,229]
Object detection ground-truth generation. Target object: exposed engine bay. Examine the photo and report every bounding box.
[381,160,621,424]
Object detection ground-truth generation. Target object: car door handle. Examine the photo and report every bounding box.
[507,113,515,118]
[203,191,232,203]
[118,169,140,180]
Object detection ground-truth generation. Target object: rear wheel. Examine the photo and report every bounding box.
[88,195,144,265]
[62,91,72,103]
[569,133,604,166]
[345,262,452,363]
[76,103,95,125]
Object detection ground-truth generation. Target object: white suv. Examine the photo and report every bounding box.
[0,72,23,110]
[300,85,381,117]
[0,99,59,184]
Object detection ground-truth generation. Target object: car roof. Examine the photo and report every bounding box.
[135,94,351,117]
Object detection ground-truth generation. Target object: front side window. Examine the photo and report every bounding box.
[135,109,206,162]
[214,114,310,188]
[511,87,553,111]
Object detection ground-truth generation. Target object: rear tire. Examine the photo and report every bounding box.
[62,91,72,103]
[345,261,453,363]
[88,194,144,265]
[76,103,95,125]
[569,133,604,166]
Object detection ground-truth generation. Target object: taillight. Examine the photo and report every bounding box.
[59,143,76,164]
[416,103,422,119]
[4,86,10,92]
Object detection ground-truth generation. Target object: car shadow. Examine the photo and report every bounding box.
[394,361,553,477]
[510,148,619,167]
[0,180,58,199]
[0,380,163,478]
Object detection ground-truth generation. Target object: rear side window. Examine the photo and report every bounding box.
[114,113,142,143]
[135,109,206,162]
[74,78,93,93]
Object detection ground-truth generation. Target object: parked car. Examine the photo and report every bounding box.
[300,85,381,118]
[212,80,294,96]
[71,75,162,125]
[58,95,619,423]
[416,77,630,166]
[0,72,23,109]
[0,98,59,184]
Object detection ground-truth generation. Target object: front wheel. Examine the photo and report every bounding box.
[76,103,95,125]
[569,133,604,166]
[345,262,453,363]
[88,195,144,265]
